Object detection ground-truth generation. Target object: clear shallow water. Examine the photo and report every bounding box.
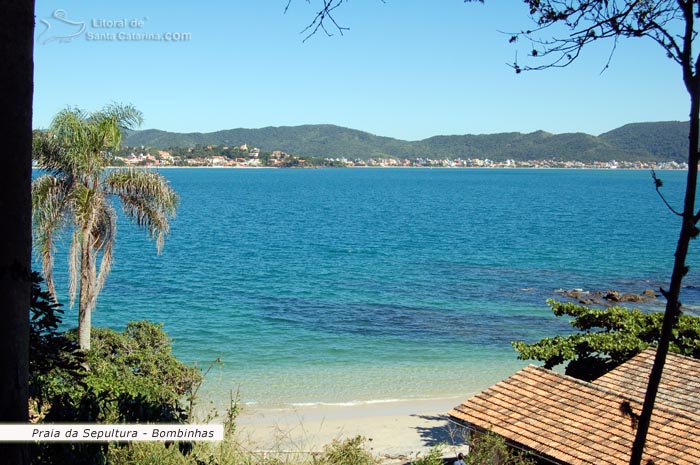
[43,168,700,407]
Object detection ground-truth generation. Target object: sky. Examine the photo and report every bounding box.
[33,1,688,141]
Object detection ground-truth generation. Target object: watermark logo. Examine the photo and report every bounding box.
[38,9,86,44]
[38,9,192,44]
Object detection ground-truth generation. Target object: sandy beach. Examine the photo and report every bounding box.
[234,397,470,464]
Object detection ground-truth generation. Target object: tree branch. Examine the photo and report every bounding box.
[652,169,683,217]
[511,1,685,73]
[287,0,390,42]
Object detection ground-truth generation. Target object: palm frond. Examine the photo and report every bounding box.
[50,107,89,148]
[69,182,102,231]
[90,103,144,155]
[100,102,144,131]
[93,117,123,152]
[67,184,107,309]
[105,168,178,253]
[33,131,70,176]
[92,200,117,300]
[32,175,71,301]
[49,107,102,180]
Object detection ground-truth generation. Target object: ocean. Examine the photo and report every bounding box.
[43,168,700,408]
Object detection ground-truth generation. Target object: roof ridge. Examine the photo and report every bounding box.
[525,365,626,398]
[638,346,700,365]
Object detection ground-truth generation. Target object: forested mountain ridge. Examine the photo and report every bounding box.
[124,121,689,162]
[598,121,689,162]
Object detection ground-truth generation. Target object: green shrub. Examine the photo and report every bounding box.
[28,273,203,465]
[108,442,193,465]
[315,436,378,465]
[84,321,202,423]
[465,432,534,465]
[411,444,444,465]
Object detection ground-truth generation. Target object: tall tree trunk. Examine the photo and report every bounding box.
[78,233,96,350]
[0,1,34,464]
[629,83,700,465]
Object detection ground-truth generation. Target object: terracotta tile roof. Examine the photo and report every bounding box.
[448,364,700,465]
[593,348,700,418]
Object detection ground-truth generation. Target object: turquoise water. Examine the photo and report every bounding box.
[44,168,700,407]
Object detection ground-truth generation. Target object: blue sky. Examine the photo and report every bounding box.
[34,1,687,141]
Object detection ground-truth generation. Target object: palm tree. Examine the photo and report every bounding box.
[32,104,178,350]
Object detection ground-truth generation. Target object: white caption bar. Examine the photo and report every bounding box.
[0,424,223,442]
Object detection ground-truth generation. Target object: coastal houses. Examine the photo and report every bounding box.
[448,349,700,464]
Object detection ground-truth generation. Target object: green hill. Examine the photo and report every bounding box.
[124,121,689,163]
[599,121,689,162]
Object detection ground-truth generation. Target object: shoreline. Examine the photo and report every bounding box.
[233,396,470,461]
[194,358,528,418]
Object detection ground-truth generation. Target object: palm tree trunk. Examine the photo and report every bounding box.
[78,231,97,350]
[629,80,700,465]
[0,1,34,464]
[78,292,93,351]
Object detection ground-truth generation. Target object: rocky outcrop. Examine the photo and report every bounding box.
[555,288,657,306]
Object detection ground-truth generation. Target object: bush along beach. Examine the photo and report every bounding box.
[29,272,201,465]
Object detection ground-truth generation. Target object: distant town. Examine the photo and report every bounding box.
[111,143,688,170]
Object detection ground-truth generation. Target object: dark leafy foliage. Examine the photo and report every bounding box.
[465,431,535,465]
[28,273,202,465]
[29,272,86,412]
[513,300,700,381]
[83,321,202,423]
[30,273,107,465]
